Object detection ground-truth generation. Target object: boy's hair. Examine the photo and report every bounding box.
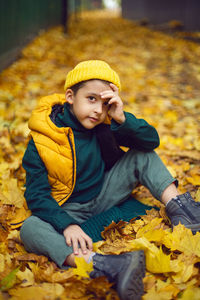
[70,79,111,95]
[64,60,121,91]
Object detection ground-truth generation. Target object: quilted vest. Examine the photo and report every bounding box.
[10,94,76,229]
[28,93,77,205]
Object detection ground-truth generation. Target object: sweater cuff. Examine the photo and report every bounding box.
[111,111,129,131]
[56,217,80,234]
[43,213,80,234]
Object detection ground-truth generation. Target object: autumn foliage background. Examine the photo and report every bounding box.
[0,10,200,300]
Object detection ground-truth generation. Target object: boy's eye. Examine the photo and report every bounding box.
[88,96,96,101]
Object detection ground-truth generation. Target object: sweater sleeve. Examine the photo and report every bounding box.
[111,111,160,151]
[22,139,79,233]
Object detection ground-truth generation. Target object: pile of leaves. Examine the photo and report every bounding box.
[0,10,200,300]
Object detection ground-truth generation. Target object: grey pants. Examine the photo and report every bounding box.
[20,150,175,268]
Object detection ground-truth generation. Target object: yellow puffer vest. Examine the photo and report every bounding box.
[28,93,77,205]
[10,94,76,230]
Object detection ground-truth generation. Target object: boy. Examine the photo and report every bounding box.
[20,60,200,300]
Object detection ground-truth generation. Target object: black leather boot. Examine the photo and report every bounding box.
[166,192,200,233]
[90,250,145,300]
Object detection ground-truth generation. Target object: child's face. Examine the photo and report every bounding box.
[65,80,111,129]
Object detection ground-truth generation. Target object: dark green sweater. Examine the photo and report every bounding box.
[22,103,159,233]
[55,103,105,203]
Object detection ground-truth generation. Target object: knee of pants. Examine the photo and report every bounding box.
[20,215,41,244]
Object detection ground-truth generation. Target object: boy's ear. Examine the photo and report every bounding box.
[65,89,74,104]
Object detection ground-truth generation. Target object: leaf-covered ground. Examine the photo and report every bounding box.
[0,10,200,300]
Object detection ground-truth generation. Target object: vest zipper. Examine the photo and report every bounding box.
[58,132,75,204]
[67,132,75,189]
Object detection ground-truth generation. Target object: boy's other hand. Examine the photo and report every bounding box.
[63,224,93,255]
[100,83,125,124]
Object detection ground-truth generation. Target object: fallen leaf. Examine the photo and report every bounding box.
[0,267,20,291]
[73,257,93,278]
[16,268,35,287]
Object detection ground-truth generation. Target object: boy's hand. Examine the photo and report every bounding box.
[63,224,93,255]
[100,83,125,124]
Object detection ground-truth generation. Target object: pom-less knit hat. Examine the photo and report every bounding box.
[64,60,121,91]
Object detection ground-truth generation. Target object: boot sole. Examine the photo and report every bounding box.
[117,250,145,300]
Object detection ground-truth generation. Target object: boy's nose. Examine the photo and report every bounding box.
[94,103,103,114]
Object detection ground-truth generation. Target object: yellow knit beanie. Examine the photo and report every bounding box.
[64,60,121,91]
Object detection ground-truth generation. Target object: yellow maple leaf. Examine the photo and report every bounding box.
[40,283,65,297]
[0,178,25,208]
[164,225,200,257]
[16,268,35,287]
[29,262,74,283]
[10,282,64,298]
[167,166,177,178]
[180,287,200,300]
[146,247,172,274]
[131,219,145,233]
[186,175,200,186]
[0,162,10,178]
[0,250,12,271]
[136,217,166,243]
[163,227,184,252]
[172,263,196,284]
[194,137,200,151]
[178,230,200,257]
[73,257,93,278]
[9,286,49,300]
[195,188,200,202]
[93,241,105,254]
[125,237,173,273]
[163,224,197,253]
[0,254,5,273]
[7,206,31,230]
[143,284,174,300]
[7,230,20,240]
[144,277,180,299]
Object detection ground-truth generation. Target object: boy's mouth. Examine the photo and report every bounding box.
[89,117,99,123]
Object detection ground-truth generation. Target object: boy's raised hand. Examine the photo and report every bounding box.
[100,83,125,124]
[63,224,93,255]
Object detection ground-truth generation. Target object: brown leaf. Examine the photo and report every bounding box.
[14,253,48,265]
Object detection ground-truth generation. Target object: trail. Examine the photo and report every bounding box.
[0,10,200,300]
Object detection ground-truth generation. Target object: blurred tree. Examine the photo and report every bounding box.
[103,0,121,9]
[62,0,68,32]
